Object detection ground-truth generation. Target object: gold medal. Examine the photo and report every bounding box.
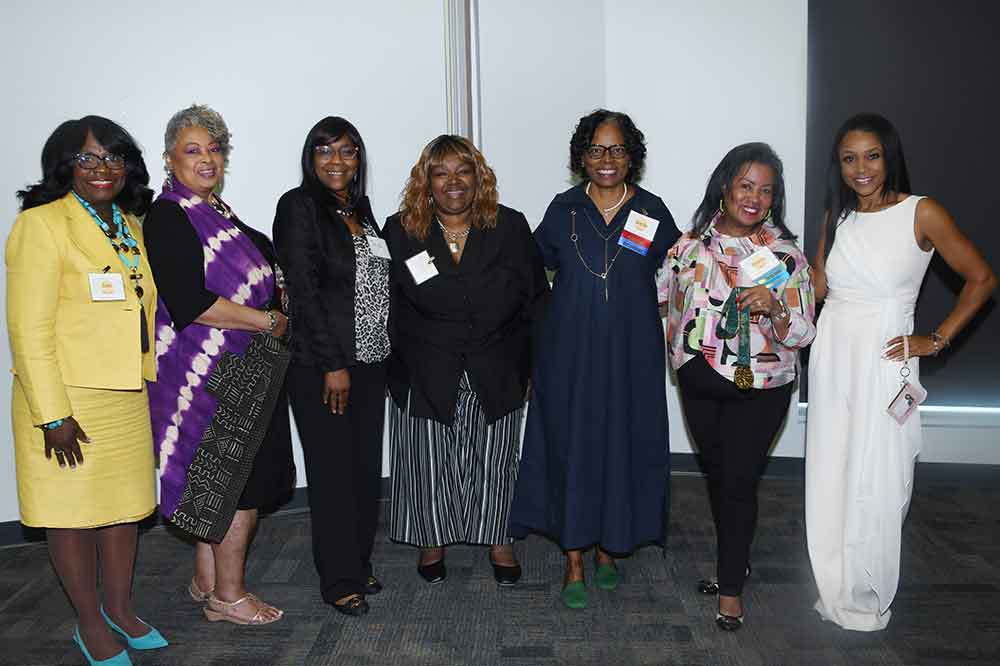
[734,365,754,390]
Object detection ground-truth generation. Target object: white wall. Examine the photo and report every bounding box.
[477,0,606,225]
[0,1,449,523]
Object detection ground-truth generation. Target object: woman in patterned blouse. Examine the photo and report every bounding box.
[657,142,816,631]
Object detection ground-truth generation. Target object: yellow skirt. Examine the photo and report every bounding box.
[12,379,156,528]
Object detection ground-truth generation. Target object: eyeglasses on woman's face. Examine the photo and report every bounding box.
[73,152,126,170]
[314,144,360,161]
[584,144,628,161]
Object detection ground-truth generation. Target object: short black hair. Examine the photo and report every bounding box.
[299,116,367,204]
[691,142,795,240]
[569,109,647,182]
[17,115,153,215]
[823,113,911,258]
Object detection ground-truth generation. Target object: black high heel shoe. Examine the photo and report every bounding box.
[697,566,752,595]
[417,559,446,584]
[488,556,522,586]
[715,610,744,631]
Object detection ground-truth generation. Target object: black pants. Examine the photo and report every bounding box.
[677,355,793,597]
[287,361,386,602]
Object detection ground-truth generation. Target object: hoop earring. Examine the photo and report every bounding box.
[718,198,725,216]
[763,208,773,222]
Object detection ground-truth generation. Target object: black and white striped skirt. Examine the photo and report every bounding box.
[389,375,522,547]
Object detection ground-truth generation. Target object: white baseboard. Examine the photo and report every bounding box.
[797,403,1000,465]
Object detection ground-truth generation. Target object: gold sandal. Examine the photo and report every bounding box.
[204,593,284,625]
[188,577,214,602]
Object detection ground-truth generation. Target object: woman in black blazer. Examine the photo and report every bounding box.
[384,135,548,586]
[272,117,389,617]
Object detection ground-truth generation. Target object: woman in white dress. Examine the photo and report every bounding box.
[806,113,996,631]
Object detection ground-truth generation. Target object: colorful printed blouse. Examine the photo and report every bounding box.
[657,216,816,389]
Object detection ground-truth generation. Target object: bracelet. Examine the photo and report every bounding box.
[263,309,277,334]
[41,418,65,430]
[930,330,950,356]
[771,299,790,321]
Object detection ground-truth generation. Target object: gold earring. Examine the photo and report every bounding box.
[718,198,725,215]
[763,208,773,222]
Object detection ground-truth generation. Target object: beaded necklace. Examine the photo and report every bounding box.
[72,192,149,352]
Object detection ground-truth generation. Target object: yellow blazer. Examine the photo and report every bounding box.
[6,193,158,425]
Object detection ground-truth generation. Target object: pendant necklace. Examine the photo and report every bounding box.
[72,191,150,353]
[437,218,471,255]
[569,208,626,302]
[586,181,628,214]
[208,194,233,219]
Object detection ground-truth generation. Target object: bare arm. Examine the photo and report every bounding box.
[885,197,996,360]
[195,297,288,337]
[812,214,829,304]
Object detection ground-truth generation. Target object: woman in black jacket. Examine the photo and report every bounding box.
[272,117,389,617]
[384,135,548,586]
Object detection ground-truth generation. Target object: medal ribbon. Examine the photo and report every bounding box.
[715,287,753,389]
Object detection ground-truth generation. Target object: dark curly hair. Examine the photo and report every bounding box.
[569,109,647,182]
[691,142,796,241]
[16,116,153,215]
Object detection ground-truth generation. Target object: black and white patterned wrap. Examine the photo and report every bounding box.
[352,222,391,363]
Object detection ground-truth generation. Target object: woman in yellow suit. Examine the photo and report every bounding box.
[7,117,167,666]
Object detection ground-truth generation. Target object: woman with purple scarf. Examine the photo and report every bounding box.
[144,105,294,626]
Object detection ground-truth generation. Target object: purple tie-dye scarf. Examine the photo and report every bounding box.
[149,178,276,523]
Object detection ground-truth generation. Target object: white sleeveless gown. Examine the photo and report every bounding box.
[806,195,933,631]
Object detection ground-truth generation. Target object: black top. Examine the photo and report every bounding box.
[384,205,549,425]
[144,198,280,329]
[272,186,380,372]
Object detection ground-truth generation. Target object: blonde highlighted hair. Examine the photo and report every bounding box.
[399,135,498,241]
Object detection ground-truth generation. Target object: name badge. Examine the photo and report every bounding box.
[618,210,660,255]
[88,272,126,301]
[367,236,391,259]
[405,250,439,285]
[739,246,789,289]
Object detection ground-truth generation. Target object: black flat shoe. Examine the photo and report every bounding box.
[417,559,446,584]
[362,575,383,595]
[715,612,744,631]
[332,594,369,617]
[489,559,522,586]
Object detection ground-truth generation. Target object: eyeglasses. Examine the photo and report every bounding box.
[584,144,628,160]
[74,152,126,170]
[314,144,360,161]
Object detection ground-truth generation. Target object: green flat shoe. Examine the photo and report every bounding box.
[594,563,621,591]
[561,581,587,609]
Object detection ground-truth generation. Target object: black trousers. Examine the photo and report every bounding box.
[287,361,386,602]
[677,355,793,597]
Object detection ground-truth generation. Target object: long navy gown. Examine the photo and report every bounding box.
[508,183,679,553]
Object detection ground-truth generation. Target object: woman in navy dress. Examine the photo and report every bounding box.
[509,109,679,609]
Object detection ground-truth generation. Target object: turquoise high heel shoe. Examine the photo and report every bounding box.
[73,627,132,665]
[100,606,169,650]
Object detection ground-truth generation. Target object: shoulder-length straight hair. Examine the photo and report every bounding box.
[399,135,498,241]
[17,115,153,215]
[691,142,795,240]
[823,113,910,258]
[299,115,367,204]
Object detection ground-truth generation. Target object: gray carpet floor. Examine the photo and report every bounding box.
[1,473,998,666]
